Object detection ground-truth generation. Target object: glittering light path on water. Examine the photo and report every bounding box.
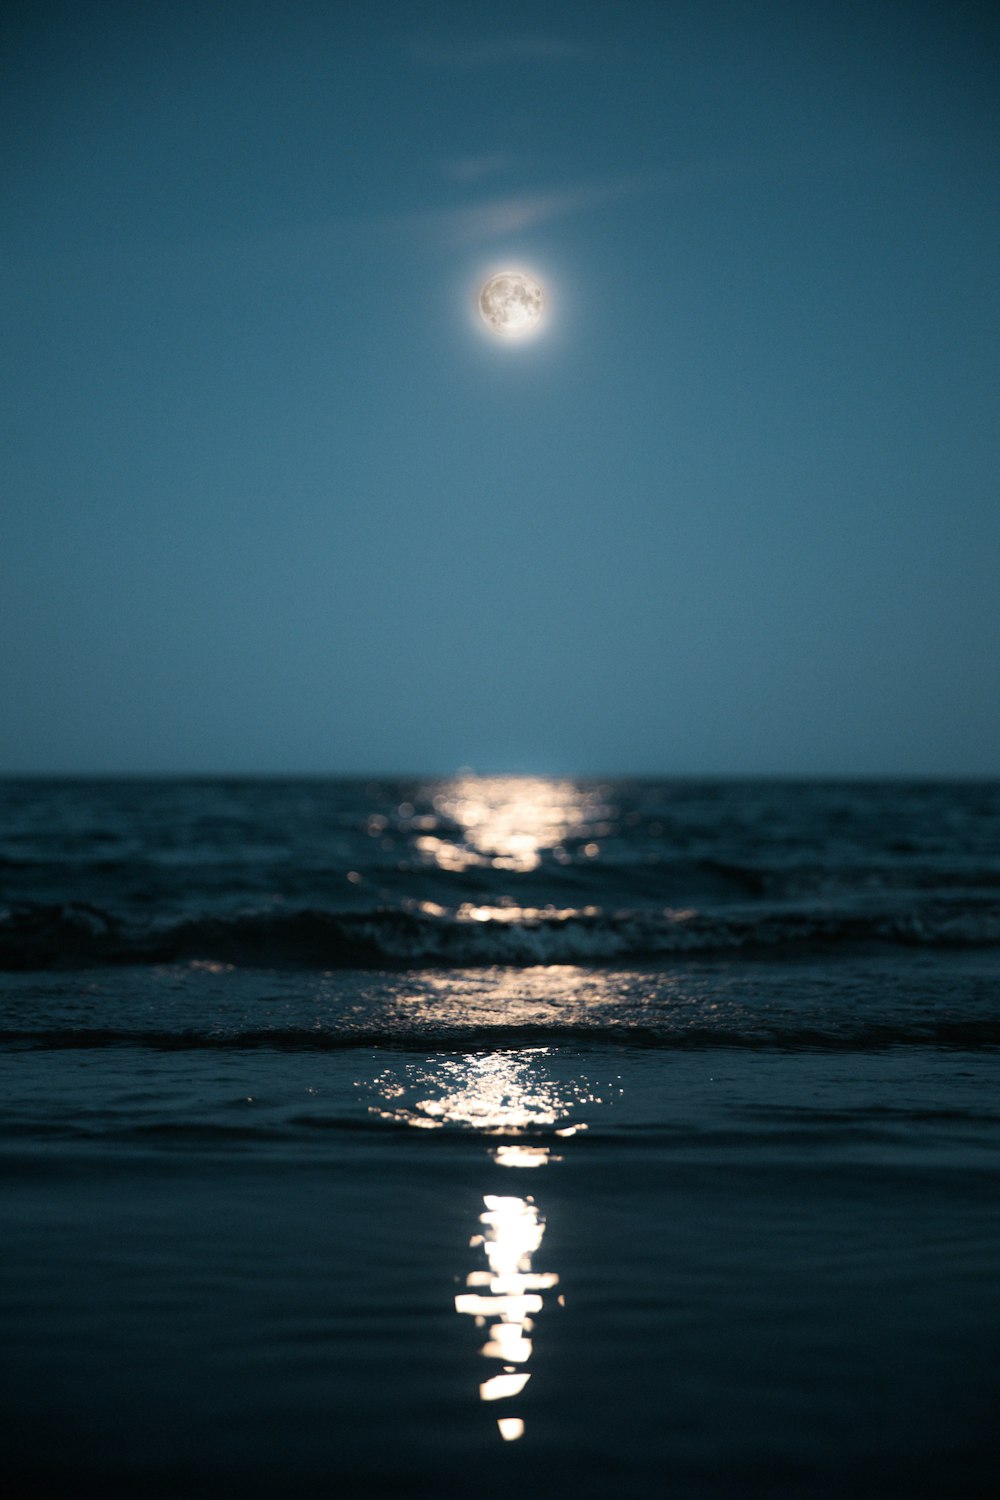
[458,1184,559,1441]
[414,774,614,875]
[365,1047,595,1441]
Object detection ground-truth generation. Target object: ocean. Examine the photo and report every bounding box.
[2,775,999,1497]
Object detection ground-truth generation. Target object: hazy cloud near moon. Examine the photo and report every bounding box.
[419,172,674,248]
[439,154,514,184]
[417,138,950,250]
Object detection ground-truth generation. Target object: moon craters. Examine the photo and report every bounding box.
[478,272,545,338]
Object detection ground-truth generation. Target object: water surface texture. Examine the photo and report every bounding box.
[2,777,999,1496]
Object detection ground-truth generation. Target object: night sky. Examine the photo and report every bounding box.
[2,0,997,776]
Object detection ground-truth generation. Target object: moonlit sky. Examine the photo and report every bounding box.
[2,0,997,776]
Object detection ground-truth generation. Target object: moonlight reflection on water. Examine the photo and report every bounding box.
[365,1048,585,1441]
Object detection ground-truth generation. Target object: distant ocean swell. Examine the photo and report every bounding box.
[2,896,999,970]
[5,853,1000,898]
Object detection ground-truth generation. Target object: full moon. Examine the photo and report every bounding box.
[478,271,545,338]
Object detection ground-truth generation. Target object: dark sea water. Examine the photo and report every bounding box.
[2,776,999,1497]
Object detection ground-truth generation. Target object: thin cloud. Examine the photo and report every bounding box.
[420,139,920,249]
[409,35,590,67]
[439,153,514,184]
[419,173,671,248]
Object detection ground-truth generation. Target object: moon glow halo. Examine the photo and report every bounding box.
[478,271,546,339]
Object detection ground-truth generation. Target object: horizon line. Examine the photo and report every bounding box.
[1,769,997,783]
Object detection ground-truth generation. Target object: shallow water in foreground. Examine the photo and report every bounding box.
[3,953,1000,1497]
[2,779,999,1494]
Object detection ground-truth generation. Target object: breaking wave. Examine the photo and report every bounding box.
[2,896,999,971]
